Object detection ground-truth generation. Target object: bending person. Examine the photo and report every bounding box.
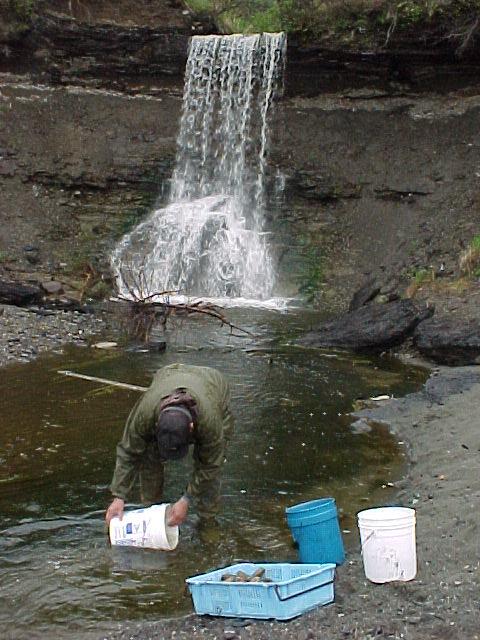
[105,363,234,528]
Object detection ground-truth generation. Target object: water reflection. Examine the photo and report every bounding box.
[0,308,426,636]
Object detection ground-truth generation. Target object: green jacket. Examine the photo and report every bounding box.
[110,364,234,511]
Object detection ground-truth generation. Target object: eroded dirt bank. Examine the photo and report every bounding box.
[2,75,480,313]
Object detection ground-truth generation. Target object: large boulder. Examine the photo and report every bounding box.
[413,318,480,366]
[298,299,433,352]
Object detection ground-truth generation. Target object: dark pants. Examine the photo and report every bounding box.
[139,442,221,521]
[139,443,164,505]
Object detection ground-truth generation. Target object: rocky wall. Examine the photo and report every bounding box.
[270,92,480,304]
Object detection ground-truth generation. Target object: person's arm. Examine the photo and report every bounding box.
[106,396,154,524]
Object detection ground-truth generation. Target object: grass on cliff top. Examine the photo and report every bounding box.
[185,0,480,51]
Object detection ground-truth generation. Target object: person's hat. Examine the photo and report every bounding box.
[156,405,192,461]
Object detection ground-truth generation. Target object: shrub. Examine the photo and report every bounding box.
[459,234,480,277]
[404,266,434,297]
[10,0,36,22]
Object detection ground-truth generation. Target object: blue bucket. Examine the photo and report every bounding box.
[286,498,345,565]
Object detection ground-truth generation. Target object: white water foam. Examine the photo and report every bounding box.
[111,33,287,307]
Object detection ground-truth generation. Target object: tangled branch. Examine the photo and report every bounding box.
[450,16,480,58]
[115,262,251,342]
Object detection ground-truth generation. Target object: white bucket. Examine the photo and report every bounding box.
[357,507,416,583]
[109,503,179,551]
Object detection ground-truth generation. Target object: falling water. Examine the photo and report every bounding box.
[111,32,286,302]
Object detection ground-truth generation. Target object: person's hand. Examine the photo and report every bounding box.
[105,497,125,526]
[167,496,189,526]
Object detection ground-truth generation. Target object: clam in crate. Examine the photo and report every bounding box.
[186,562,336,620]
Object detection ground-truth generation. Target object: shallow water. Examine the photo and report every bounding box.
[0,308,426,637]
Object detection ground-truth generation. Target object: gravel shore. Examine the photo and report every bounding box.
[0,303,106,366]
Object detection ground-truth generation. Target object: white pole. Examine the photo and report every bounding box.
[57,370,148,392]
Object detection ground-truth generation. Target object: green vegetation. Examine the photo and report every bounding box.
[185,0,480,52]
[297,246,324,303]
[459,233,480,278]
[471,233,480,250]
[0,250,11,263]
[412,267,432,285]
[404,266,434,298]
[10,0,36,22]
[186,0,282,33]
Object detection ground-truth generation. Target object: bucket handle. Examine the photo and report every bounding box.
[360,530,375,555]
[273,578,334,602]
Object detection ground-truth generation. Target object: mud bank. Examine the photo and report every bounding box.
[93,365,480,640]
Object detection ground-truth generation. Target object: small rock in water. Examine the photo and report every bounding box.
[92,341,118,349]
[350,419,372,435]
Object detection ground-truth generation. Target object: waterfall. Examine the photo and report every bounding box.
[111,32,286,302]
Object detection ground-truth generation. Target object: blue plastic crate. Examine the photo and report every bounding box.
[186,562,335,620]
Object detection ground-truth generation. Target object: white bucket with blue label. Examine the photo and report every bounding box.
[109,503,179,551]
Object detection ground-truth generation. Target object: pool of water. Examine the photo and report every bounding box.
[0,307,426,638]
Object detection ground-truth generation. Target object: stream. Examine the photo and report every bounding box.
[0,307,426,638]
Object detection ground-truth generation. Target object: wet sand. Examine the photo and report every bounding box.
[99,364,480,640]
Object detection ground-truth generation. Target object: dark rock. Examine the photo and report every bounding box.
[374,188,430,203]
[26,13,193,81]
[127,340,167,353]
[285,170,359,202]
[148,339,167,352]
[413,318,480,366]
[298,299,433,352]
[0,280,43,306]
[348,278,380,312]
[230,619,252,628]
[24,246,40,265]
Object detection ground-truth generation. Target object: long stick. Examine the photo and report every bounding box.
[58,370,148,392]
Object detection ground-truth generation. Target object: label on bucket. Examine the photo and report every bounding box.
[110,517,153,547]
[109,504,179,550]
